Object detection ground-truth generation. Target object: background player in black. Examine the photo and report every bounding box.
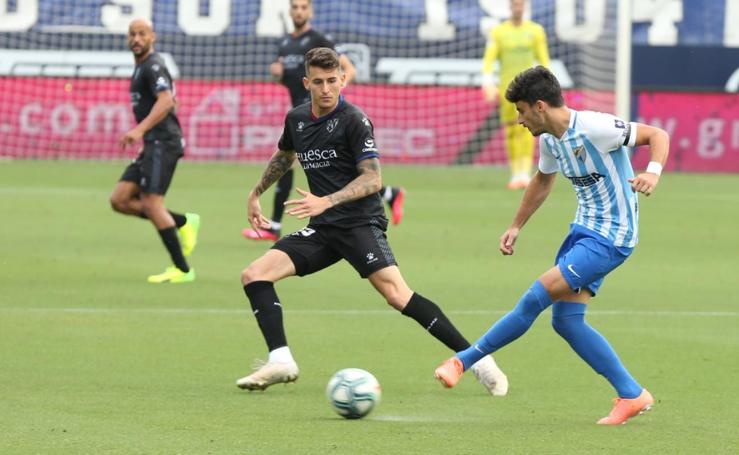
[109,18,200,284]
[236,48,508,395]
[242,0,405,242]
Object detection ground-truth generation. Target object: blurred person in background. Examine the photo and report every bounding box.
[482,0,550,189]
[109,18,200,284]
[242,0,405,242]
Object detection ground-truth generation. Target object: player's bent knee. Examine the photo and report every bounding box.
[110,196,128,213]
[382,289,413,311]
[240,266,262,286]
[551,317,574,338]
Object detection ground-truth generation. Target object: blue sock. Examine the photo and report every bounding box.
[457,280,552,370]
[551,302,642,399]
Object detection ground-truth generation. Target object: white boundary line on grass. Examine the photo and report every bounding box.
[0,307,737,317]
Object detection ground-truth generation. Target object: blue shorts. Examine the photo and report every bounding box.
[555,224,633,296]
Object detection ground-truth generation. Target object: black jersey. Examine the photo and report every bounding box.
[277,29,335,107]
[129,52,182,142]
[278,97,387,229]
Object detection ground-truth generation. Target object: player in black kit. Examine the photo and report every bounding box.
[236,48,508,395]
[109,18,200,284]
[242,0,405,242]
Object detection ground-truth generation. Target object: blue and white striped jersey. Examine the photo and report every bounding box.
[539,110,639,247]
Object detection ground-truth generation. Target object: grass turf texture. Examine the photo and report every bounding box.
[1,161,738,454]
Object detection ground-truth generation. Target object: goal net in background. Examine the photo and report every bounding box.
[0,0,620,164]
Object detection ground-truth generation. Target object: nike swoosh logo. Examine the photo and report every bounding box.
[567,264,581,278]
[474,344,485,354]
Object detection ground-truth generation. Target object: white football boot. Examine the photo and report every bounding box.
[236,360,299,391]
[470,355,509,396]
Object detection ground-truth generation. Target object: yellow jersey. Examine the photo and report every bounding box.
[482,20,550,89]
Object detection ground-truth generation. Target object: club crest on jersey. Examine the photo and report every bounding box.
[297,121,304,132]
[573,145,586,162]
[326,118,339,133]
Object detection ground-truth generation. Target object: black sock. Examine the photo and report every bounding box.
[169,211,187,228]
[140,211,187,228]
[401,293,470,352]
[244,281,287,351]
[271,169,293,228]
[157,227,189,272]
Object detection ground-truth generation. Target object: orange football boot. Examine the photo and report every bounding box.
[597,389,654,425]
[434,357,464,388]
[390,187,405,225]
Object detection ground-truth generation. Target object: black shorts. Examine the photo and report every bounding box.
[272,224,398,278]
[119,139,184,195]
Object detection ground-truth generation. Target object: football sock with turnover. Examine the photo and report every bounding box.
[457,280,552,369]
[157,227,189,272]
[244,281,288,352]
[140,210,187,228]
[552,302,642,399]
[401,293,470,352]
[169,211,187,228]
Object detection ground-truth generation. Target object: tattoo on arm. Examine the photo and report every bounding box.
[328,158,382,207]
[253,150,296,196]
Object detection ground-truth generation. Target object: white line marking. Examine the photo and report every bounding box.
[0,307,736,317]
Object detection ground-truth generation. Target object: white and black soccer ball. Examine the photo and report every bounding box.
[326,368,381,419]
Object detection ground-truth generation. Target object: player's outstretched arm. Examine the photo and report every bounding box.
[251,149,296,198]
[328,157,382,206]
[284,157,382,220]
[500,171,556,255]
[247,149,296,231]
[628,124,669,197]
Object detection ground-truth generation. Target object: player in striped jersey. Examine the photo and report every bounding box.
[435,66,669,425]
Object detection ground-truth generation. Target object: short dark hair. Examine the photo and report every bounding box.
[505,66,564,107]
[291,0,312,6]
[304,47,340,74]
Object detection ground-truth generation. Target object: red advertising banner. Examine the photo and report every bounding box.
[1,77,736,172]
[0,78,507,164]
[633,92,739,173]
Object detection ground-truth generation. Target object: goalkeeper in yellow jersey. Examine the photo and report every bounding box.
[482,0,549,189]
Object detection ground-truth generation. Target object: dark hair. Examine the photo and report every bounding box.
[304,47,340,74]
[291,0,312,6]
[505,66,564,107]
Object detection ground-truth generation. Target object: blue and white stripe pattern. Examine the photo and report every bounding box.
[539,110,639,247]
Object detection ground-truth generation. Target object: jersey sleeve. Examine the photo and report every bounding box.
[346,111,379,163]
[538,136,559,174]
[146,62,174,95]
[583,112,638,153]
[277,115,294,151]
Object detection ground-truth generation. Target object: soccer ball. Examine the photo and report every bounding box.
[326,368,381,419]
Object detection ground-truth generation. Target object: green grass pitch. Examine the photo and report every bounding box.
[1,161,738,454]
